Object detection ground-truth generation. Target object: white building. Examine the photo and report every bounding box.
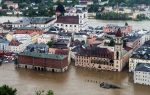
[64,8,88,31]
[129,45,150,72]
[9,34,32,53]
[38,34,51,44]
[73,33,88,43]
[26,17,56,31]
[134,63,150,85]
[0,39,10,52]
[55,16,80,32]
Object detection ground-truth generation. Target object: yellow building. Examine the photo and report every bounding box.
[29,32,39,44]
[5,32,13,41]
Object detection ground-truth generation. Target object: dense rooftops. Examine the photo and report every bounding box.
[19,51,67,60]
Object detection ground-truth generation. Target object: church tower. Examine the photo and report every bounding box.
[114,28,123,72]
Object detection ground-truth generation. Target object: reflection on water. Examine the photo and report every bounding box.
[0,63,150,95]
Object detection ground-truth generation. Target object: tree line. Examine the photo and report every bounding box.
[96,12,132,20]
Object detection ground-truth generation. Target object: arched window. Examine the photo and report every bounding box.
[116,52,119,60]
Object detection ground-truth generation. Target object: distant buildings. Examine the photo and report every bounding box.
[4,1,18,9]
[18,51,68,72]
[75,29,131,72]
[0,38,9,52]
[134,63,150,85]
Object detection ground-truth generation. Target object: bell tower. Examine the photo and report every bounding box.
[114,28,123,72]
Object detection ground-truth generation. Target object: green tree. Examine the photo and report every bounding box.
[2,4,8,9]
[47,41,53,47]
[35,90,44,95]
[81,40,85,44]
[9,6,13,11]
[46,90,54,95]
[108,39,115,46]
[125,22,128,26]
[0,85,17,95]
[14,58,18,65]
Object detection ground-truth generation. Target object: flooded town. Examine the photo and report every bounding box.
[0,0,150,95]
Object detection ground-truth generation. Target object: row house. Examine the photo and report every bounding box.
[134,63,150,85]
[38,34,51,44]
[129,45,150,72]
[18,51,68,72]
[15,27,44,35]
[26,18,56,31]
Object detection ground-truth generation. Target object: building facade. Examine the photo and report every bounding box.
[134,63,150,85]
[18,51,68,72]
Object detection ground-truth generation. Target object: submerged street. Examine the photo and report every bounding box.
[0,63,150,95]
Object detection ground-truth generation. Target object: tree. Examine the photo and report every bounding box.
[35,90,54,95]
[47,41,53,47]
[108,39,115,46]
[81,40,85,44]
[0,85,17,95]
[9,6,13,11]
[125,22,128,26]
[56,3,65,13]
[46,90,54,95]
[14,58,18,65]
[2,4,8,9]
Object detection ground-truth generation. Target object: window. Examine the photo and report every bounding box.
[74,25,76,27]
[70,25,72,27]
[66,25,67,27]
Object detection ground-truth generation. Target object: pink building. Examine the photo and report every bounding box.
[49,47,70,63]
[103,24,132,34]
[123,36,142,51]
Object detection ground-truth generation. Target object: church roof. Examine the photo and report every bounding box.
[116,28,122,37]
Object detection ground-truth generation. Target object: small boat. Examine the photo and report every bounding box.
[100,82,121,89]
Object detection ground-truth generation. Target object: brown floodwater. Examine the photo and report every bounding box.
[0,63,150,95]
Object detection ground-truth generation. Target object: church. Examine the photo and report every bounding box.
[75,29,132,72]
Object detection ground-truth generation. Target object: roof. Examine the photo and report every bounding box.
[17,27,42,30]
[0,39,9,43]
[29,32,38,37]
[9,40,22,46]
[123,46,132,51]
[135,63,150,72]
[56,16,79,24]
[116,28,122,37]
[19,51,67,60]
[30,18,55,24]
[77,47,114,59]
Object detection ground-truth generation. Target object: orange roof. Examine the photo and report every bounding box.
[29,32,38,37]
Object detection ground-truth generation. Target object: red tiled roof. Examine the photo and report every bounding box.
[56,16,79,24]
[9,40,21,46]
[123,46,132,51]
[116,28,122,37]
[29,32,38,37]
